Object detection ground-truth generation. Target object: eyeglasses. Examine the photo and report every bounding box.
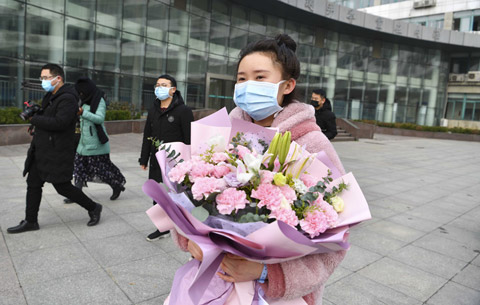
[39,75,56,81]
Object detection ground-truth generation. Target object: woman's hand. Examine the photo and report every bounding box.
[188,240,203,261]
[217,254,264,283]
[77,107,83,116]
[140,165,147,170]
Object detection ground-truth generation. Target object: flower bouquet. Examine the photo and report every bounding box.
[143,108,371,305]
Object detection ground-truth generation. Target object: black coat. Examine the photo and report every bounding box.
[24,84,79,183]
[139,93,194,182]
[314,99,337,140]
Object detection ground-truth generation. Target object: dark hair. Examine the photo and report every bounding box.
[312,89,326,98]
[41,63,65,82]
[237,34,300,106]
[157,74,177,87]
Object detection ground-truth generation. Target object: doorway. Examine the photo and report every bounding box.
[205,73,236,112]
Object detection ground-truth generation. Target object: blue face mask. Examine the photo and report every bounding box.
[42,78,59,92]
[233,80,285,121]
[155,86,172,100]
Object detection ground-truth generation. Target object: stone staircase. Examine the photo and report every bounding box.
[332,126,356,142]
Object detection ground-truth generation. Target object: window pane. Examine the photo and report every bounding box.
[146,1,169,41]
[66,0,95,22]
[232,5,248,29]
[169,7,189,45]
[29,0,65,13]
[465,102,474,120]
[96,0,122,29]
[92,70,118,101]
[212,0,230,25]
[266,15,284,37]
[145,39,167,78]
[229,27,248,58]
[142,77,157,111]
[95,25,121,72]
[121,33,145,74]
[166,44,187,82]
[26,6,64,64]
[249,11,265,34]
[0,1,24,58]
[187,49,207,82]
[64,66,90,84]
[65,17,94,68]
[210,21,229,56]
[0,58,24,107]
[208,54,228,75]
[186,83,205,109]
[123,0,147,36]
[188,0,209,18]
[189,15,209,51]
[120,74,143,109]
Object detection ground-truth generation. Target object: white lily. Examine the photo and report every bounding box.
[286,153,317,179]
[236,159,254,184]
[243,153,264,173]
[207,134,227,152]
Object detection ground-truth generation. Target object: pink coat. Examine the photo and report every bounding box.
[172,101,347,305]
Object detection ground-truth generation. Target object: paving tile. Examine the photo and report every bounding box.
[413,233,478,262]
[119,211,156,232]
[67,214,137,242]
[432,225,480,249]
[425,281,480,305]
[340,244,382,272]
[324,273,422,305]
[0,286,27,305]
[365,219,425,243]
[22,269,131,305]
[326,265,352,285]
[348,227,407,256]
[387,213,443,233]
[452,264,480,291]
[390,244,468,279]
[83,232,166,267]
[107,254,182,303]
[11,242,100,285]
[405,204,464,224]
[358,257,446,302]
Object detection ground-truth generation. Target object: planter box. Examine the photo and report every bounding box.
[0,108,218,146]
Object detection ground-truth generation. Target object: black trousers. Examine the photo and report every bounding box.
[26,161,97,223]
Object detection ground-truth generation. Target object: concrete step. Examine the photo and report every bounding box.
[332,127,355,142]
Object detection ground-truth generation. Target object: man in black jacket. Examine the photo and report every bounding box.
[140,74,194,241]
[311,89,337,140]
[7,64,102,234]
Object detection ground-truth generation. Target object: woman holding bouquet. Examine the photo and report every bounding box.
[140,74,194,241]
[173,34,347,304]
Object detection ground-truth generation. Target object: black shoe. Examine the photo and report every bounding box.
[87,203,102,226]
[110,185,125,200]
[64,198,74,204]
[146,230,170,241]
[7,220,40,234]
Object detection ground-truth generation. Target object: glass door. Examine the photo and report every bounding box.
[205,73,236,112]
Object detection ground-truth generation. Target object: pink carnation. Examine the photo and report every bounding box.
[212,152,229,163]
[212,165,231,178]
[300,200,338,238]
[234,145,251,160]
[251,183,283,210]
[270,207,299,227]
[300,174,317,189]
[260,170,274,184]
[190,161,214,182]
[215,188,249,215]
[191,177,227,200]
[168,160,192,183]
[279,185,297,204]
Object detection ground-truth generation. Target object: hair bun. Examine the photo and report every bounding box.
[275,34,297,53]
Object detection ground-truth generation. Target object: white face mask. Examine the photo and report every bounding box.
[155,86,172,100]
[233,80,285,121]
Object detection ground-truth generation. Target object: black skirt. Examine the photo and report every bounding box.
[73,153,126,188]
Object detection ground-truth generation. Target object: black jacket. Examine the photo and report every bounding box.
[139,92,194,182]
[314,99,337,140]
[24,84,79,183]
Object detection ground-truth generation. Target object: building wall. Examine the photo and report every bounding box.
[0,0,456,126]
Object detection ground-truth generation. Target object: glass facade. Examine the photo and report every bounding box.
[0,0,451,126]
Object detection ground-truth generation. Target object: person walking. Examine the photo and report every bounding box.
[63,77,126,204]
[139,74,194,241]
[311,89,337,140]
[7,64,102,234]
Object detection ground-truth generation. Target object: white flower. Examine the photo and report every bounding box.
[235,160,253,184]
[292,178,308,194]
[331,196,345,213]
[207,134,227,152]
[243,153,263,173]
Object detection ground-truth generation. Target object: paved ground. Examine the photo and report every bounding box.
[0,133,479,305]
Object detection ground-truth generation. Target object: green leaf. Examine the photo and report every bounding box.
[192,206,209,222]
